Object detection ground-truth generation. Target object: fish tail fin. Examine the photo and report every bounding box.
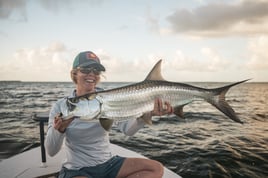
[206,79,250,124]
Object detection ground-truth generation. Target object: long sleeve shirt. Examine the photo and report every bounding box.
[45,90,146,169]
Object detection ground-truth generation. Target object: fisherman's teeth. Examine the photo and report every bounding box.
[86,79,94,83]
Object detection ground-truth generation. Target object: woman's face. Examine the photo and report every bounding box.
[76,67,101,95]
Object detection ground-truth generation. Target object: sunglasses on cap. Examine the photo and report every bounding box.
[78,67,101,75]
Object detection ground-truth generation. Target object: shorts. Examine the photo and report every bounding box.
[58,156,126,178]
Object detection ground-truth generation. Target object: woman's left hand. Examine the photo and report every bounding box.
[140,98,174,124]
[151,98,174,116]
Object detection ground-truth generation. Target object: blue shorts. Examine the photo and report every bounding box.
[58,156,126,178]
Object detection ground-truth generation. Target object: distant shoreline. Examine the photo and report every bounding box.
[0,80,21,83]
[0,80,267,84]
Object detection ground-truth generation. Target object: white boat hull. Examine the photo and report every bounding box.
[0,144,182,178]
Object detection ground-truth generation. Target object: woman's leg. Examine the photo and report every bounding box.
[116,158,164,178]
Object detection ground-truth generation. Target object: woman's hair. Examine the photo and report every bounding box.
[70,69,78,84]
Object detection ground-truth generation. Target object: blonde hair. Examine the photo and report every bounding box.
[70,69,78,84]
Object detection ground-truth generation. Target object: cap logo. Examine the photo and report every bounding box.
[86,52,99,62]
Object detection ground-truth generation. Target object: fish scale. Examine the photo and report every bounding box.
[98,81,204,120]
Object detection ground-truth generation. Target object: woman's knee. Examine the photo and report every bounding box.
[153,160,164,177]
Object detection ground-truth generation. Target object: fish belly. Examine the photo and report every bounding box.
[98,86,197,120]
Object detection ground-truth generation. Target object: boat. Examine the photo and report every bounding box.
[0,112,182,178]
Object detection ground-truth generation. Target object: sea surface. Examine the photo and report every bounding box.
[0,81,267,178]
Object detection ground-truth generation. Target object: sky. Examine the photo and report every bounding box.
[0,0,268,82]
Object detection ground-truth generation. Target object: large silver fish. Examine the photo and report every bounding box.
[66,60,248,131]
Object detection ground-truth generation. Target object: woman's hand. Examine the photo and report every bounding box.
[53,113,74,133]
[151,98,174,116]
[140,98,174,124]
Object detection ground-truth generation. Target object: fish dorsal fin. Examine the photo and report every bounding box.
[145,59,165,81]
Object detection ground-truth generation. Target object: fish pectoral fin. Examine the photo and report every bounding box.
[140,112,153,125]
[174,105,185,118]
[99,118,114,131]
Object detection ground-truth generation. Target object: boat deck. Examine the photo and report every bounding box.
[0,144,181,178]
[0,112,181,178]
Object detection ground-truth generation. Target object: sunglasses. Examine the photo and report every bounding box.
[78,67,101,75]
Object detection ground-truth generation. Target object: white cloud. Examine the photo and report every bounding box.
[168,48,230,72]
[0,42,74,81]
[0,45,156,82]
[98,48,234,82]
[0,41,262,82]
[246,36,268,70]
[96,49,163,82]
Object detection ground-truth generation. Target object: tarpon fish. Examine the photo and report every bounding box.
[66,60,248,131]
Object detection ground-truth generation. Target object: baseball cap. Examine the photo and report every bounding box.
[72,51,105,71]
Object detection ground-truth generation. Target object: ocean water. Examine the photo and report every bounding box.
[0,81,267,178]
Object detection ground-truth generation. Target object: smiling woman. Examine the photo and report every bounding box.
[70,51,105,95]
[45,50,175,178]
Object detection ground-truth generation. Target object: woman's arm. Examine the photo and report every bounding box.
[45,101,66,157]
[118,99,174,136]
[117,116,147,136]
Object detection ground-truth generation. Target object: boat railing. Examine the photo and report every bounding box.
[32,112,49,167]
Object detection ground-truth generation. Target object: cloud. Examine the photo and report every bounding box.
[93,48,233,82]
[0,43,249,82]
[166,0,268,36]
[168,48,230,72]
[0,45,152,82]
[145,6,161,34]
[0,42,75,81]
[97,48,233,82]
[94,49,162,82]
[246,36,268,70]
[38,0,75,14]
[0,0,27,21]
[0,0,105,21]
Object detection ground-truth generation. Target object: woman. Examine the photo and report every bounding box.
[45,51,174,178]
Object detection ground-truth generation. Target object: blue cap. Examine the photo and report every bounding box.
[72,51,105,71]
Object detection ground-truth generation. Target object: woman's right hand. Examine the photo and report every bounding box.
[53,113,74,133]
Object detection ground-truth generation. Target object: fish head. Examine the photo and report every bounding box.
[68,98,101,120]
